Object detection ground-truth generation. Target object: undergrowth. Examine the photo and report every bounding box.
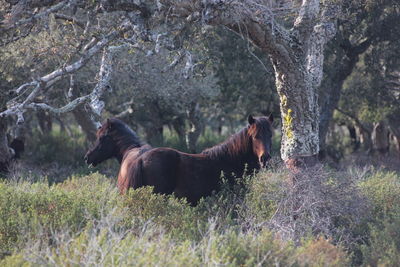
[0,165,399,266]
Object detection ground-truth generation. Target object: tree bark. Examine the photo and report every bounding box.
[0,119,13,174]
[388,113,400,158]
[185,102,203,153]
[372,121,390,155]
[274,64,320,164]
[347,125,359,152]
[356,125,373,153]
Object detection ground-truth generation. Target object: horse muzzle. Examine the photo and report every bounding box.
[259,153,271,168]
[84,154,97,167]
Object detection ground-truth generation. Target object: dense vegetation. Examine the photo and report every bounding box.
[1,159,400,266]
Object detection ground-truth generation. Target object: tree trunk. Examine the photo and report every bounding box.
[36,110,53,134]
[319,79,344,156]
[69,81,99,142]
[388,113,400,158]
[185,102,203,153]
[0,119,13,174]
[318,35,372,157]
[242,1,337,168]
[356,125,373,153]
[394,136,400,157]
[347,125,359,152]
[274,64,320,166]
[72,107,98,142]
[372,121,390,155]
[171,116,186,147]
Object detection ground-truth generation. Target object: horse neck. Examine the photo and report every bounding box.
[113,134,146,163]
[205,129,255,167]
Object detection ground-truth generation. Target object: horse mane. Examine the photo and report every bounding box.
[108,118,145,149]
[202,127,251,160]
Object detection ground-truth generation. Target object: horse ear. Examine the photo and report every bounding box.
[268,113,274,124]
[248,115,255,125]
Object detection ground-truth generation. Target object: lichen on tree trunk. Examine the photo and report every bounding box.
[275,69,320,162]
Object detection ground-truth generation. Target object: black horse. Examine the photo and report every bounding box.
[84,118,151,166]
[85,115,273,204]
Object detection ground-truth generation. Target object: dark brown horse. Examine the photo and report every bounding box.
[85,115,273,204]
[84,118,152,167]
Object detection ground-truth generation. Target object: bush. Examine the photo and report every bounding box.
[296,237,350,267]
[0,211,350,266]
[0,173,118,255]
[3,167,400,266]
[356,170,400,265]
[358,171,400,219]
[360,214,400,266]
[120,187,202,241]
[243,165,368,246]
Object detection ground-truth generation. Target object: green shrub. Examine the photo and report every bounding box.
[360,213,400,266]
[358,171,400,219]
[356,170,400,265]
[244,169,286,224]
[0,173,118,255]
[2,167,400,266]
[120,187,202,241]
[296,237,350,267]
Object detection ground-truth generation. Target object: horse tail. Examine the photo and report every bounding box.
[131,158,144,189]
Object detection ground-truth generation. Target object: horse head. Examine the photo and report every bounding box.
[84,118,119,167]
[247,114,274,168]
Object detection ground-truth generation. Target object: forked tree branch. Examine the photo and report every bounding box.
[0,24,130,124]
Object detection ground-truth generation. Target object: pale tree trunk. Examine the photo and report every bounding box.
[356,125,373,153]
[394,136,400,157]
[274,63,320,166]
[388,114,400,158]
[371,121,390,155]
[185,102,204,153]
[269,2,337,167]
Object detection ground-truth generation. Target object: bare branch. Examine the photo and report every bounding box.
[1,0,68,31]
[53,13,85,28]
[0,23,130,124]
